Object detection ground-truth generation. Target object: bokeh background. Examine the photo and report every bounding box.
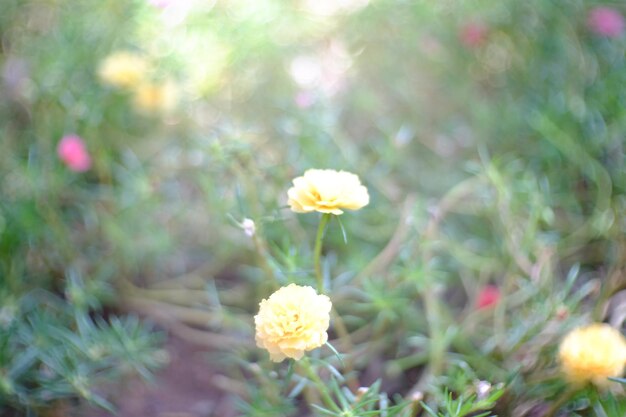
[1,0,625,416]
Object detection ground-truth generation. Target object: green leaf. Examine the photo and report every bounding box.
[8,348,37,379]
[324,342,344,368]
[334,215,348,244]
[310,403,338,416]
[420,401,440,417]
[608,377,626,385]
[287,377,308,399]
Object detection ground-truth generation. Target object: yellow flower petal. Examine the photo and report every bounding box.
[558,323,626,387]
[132,80,178,114]
[254,284,331,363]
[287,169,369,215]
[98,51,149,89]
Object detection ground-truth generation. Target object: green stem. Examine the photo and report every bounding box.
[283,359,295,395]
[424,285,445,379]
[407,284,447,395]
[300,358,339,412]
[330,309,359,391]
[252,233,279,290]
[314,213,331,292]
[544,389,577,417]
[592,279,626,321]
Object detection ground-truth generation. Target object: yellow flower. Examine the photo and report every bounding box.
[254,284,331,362]
[98,52,149,89]
[558,323,626,387]
[287,169,369,215]
[132,80,178,114]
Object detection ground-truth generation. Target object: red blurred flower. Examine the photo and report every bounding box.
[587,7,624,38]
[459,22,489,48]
[57,135,92,172]
[476,285,500,309]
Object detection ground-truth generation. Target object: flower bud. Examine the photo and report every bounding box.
[242,218,256,237]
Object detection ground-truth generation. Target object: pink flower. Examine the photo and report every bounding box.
[57,135,92,172]
[295,91,316,109]
[148,0,173,8]
[476,285,500,309]
[460,22,489,48]
[587,7,624,38]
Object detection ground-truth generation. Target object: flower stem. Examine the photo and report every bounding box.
[545,389,577,417]
[314,213,331,292]
[423,285,445,381]
[282,359,295,395]
[300,358,339,412]
[252,232,279,290]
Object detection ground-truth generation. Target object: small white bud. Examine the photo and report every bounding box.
[242,218,256,237]
[355,386,369,401]
[476,380,491,400]
[409,391,424,402]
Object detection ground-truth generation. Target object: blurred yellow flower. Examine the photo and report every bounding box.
[287,169,369,215]
[132,80,178,114]
[98,52,149,89]
[254,284,331,362]
[558,323,626,387]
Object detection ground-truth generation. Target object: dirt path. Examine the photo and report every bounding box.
[88,336,237,417]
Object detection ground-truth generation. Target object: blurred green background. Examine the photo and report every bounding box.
[1,0,625,416]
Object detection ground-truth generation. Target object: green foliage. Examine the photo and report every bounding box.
[1,0,625,415]
[0,284,163,414]
[310,379,410,417]
[421,386,504,417]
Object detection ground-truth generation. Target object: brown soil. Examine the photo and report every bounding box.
[87,336,238,417]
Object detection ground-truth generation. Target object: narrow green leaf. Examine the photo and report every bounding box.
[287,377,308,399]
[420,401,439,417]
[335,215,348,244]
[310,403,338,416]
[608,377,626,385]
[324,342,344,368]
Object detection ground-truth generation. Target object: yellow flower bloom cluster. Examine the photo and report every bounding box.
[98,52,149,89]
[255,284,331,362]
[133,81,179,114]
[97,51,178,114]
[287,169,369,215]
[558,323,626,387]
